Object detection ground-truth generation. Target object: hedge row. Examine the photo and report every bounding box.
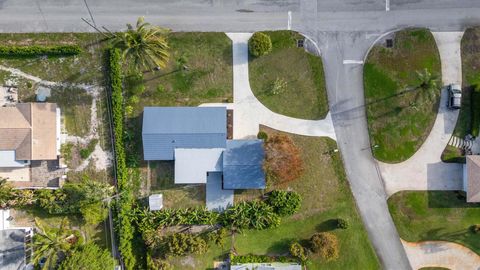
[472,87,480,137]
[107,48,136,270]
[0,45,82,57]
[230,253,295,264]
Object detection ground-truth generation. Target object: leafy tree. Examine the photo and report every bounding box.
[249,32,272,57]
[58,243,114,270]
[289,242,308,263]
[266,190,302,216]
[110,17,170,71]
[32,218,83,269]
[165,233,208,256]
[310,232,339,261]
[0,178,35,208]
[220,201,280,230]
[80,201,109,225]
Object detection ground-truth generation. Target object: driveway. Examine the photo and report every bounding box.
[223,33,336,140]
[379,32,464,196]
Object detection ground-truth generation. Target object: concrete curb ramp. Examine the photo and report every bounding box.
[211,32,337,140]
[402,239,480,269]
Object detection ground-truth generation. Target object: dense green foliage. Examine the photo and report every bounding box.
[164,233,208,256]
[230,253,294,264]
[32,218,84,270]
[220,200,280,230]
[266,190,301,216]
[0,45,81,57]
[336,218,349,229]
[0,178,35,208]
[58,243,115,270]
[249,32,272,57]
[107,48,136,270]
[79,139,98,159]
[257,131,268,140]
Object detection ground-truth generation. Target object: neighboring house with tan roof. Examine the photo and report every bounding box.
[0,103,60,173]
[463,155,480,203]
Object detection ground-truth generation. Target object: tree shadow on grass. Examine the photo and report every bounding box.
[427,191,480,208]
[266,237,295,254]
[316,219,338,232]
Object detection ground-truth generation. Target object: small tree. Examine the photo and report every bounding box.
[289,242,308,263]
[336,218,349,229]
[310,232,339,261]
[249,32,272,57]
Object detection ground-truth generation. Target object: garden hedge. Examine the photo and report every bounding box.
[107,48,136,270]
[472,86,480,137]
[0,45,82,57]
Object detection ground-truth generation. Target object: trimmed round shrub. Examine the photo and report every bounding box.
[249,32,272,57]
[266,190,301,216]
[257,131,268,140]
[470,224,480,234]
[336,218,349,229]
[289,242,307,262]
[310,232,339,261]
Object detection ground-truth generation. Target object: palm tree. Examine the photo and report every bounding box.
[32,218,80,270]
[110,17,170,71]
[416,68,439,99]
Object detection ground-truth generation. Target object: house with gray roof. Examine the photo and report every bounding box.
[142,106,266,211]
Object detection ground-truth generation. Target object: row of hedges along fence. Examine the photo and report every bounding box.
[107,48,136,270]
[0,45,82,56]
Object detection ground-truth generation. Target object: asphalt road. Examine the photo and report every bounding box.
[2,1,480,269]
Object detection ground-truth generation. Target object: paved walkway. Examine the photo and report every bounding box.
[402,239,480,269]
[216,33,337,140]
[379,32,464,196]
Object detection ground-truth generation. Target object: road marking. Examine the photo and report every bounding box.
[386,0,390,11]
[343,60,364,65]
[287,11,292,30]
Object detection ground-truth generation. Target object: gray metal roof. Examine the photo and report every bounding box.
[223,140,265,189]
[0,229,26,270]
[206,172,233,212]
[174,148,224,184]
[142,107,227,160]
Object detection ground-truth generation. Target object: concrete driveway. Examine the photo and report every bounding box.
[379,32,464,196]
[224,32,336,140]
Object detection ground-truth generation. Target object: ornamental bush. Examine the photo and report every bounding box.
[266,190,301,216]
[336,218,349,229]
[220,200,280,230]
[257,131,268,140]
[0,45,82,57]
[249,32,272,57]
[310,232,339,261]
[165,233,208,256]
[289,242,308,263]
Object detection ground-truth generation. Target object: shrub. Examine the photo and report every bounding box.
[289,242,308,263]
[165,233,208,256]
[470,224,480,234]
[336,218,349,229]
[265,134,304,183]
[249,32,272,57]
[0,45,82,57]
[266,190,301,216]
[257,131,268,140]
[310,232,339,261]
[79,139,98,159]
[207,227,229,248]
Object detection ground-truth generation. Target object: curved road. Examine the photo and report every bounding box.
[2,1,480,269]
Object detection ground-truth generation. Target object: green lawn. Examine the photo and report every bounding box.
[249,31,329,120]
[388,191,480,254]
[364,29,441,163]
[232,128,380,269]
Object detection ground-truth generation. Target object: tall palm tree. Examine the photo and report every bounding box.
[32,218,80,270]
[110,17,170,71]
[416,68,439,99]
